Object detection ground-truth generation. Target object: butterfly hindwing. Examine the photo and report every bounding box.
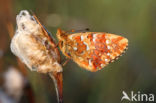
[57,29,128,72]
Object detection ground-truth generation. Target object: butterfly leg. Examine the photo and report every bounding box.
[61,58,70,66]
[54,43,59,48]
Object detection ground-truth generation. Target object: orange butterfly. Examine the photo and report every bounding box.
[56,29,128,72]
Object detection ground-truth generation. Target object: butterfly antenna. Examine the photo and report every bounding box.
[72,28,90,33]
[85,28,90,31]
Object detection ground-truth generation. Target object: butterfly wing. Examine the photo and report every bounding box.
[62,32,128,72]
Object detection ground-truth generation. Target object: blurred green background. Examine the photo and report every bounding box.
[0,0,156,103]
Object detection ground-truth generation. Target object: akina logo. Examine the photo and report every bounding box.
[121,91,155,102]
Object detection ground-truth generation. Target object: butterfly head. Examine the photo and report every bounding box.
[56,28,66,40]
[56,29,67,50]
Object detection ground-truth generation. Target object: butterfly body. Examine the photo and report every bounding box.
[57,29,128,72]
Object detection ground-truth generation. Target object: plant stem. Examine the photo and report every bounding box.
[49,72,63,103]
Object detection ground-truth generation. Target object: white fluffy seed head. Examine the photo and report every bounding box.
[10,10,62,73]
[16,10,39,35]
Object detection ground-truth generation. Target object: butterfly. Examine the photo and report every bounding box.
[56,28,128,72]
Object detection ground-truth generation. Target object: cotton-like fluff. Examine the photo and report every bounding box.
[10,10,62,73]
